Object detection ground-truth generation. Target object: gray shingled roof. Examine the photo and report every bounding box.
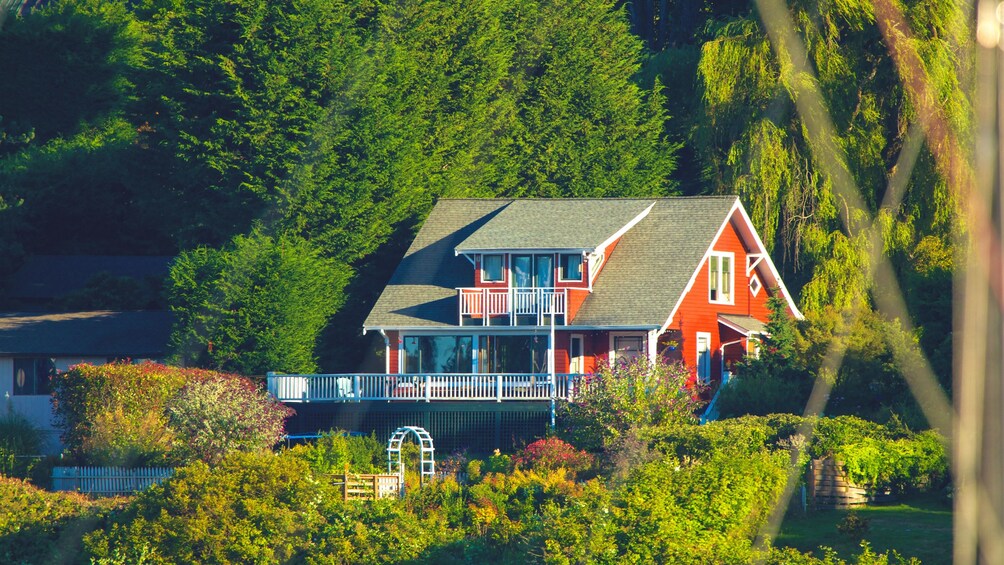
[0,311,173,356]
[364,200,511,328]
[364,197,739,329]
[572,197,737,326]
[719,314,767,335]
[455,199,654,252]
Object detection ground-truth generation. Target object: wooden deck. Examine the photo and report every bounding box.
[267,373,582,403]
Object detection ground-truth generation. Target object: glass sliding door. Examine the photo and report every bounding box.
[479,335,549,373]
[534,255,553,287]
[403,336,473,373]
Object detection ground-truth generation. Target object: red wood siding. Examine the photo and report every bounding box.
[666,213,785,384]
[474,254,508,288]
[386,330,400,374]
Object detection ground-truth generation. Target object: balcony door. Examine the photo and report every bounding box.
[511,254,553,288]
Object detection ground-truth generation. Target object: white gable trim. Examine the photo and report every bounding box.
[595,202,656,255]
[659,198,802,334]
[732,203,803,320]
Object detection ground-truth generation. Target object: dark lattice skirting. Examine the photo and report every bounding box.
[285,402,550,454]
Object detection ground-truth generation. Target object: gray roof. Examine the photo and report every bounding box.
[364,200,511,328]
[719,314,767,335]
[365,197,740,329]
[6,256,172,300]
[0,311,173,356]
[573,197,737,326]
[455,199,654,252]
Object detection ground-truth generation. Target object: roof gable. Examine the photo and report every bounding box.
[572,197,738,327]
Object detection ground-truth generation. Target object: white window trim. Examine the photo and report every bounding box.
[609,331,647,367]
[481,254,505,283]
[749,273,762,297]
[708,251,735,305]
[569,333,584,374]
[557,253,584,282]
[696,331,712,385]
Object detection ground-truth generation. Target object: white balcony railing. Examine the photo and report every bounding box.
[458,287,567,325]
[267,373,583,403]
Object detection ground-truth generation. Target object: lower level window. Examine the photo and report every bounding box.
[613,336,645,365]
[13,358,55,396]
[404,336,473,373]
[480,335,548,373]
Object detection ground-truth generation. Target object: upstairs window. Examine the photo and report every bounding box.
[482,254,504,282]
[13,357,55,396]
[709,252,734,303]
[559,254,582,281]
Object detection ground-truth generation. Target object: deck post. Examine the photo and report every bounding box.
[496,374,502,402]
[425,375,431,402]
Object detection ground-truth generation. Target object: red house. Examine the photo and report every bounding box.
[267,197,801,448]
[360,196,800,387]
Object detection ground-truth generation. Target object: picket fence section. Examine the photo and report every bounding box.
[52,466,175,496]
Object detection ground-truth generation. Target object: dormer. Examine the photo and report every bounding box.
[453,200,654,326]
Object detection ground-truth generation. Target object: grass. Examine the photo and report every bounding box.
[776,492,953,564]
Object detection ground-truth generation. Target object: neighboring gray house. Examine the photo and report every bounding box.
[0,256,174,452]
[0,310,173,451]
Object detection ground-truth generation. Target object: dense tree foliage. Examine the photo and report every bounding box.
[0,0,677,371]
[0,0,966,386]
[168,229,345,374]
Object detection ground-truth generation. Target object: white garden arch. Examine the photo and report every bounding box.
[386,426,435,493]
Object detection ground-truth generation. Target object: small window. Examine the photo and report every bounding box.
[13,358,55,396]
[749,274,762,296]
[613,336,644,365]
[709,252,734,303]
[559,254,582,281]
[482,254,504,282]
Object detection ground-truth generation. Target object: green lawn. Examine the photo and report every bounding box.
[776,493,953,564]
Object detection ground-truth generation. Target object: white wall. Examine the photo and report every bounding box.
[1,356,107,454]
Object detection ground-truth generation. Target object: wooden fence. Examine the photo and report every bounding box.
[52,466,174,496]
[807,458,892,509]
[329,473,401,501]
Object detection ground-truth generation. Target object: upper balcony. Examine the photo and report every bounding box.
[458,287,567,326]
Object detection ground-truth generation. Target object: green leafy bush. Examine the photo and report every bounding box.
[290,431,384,474]
[53,362,292,466]
[84,450,451,564]
[0,476,120,564]
[557,358,701,452]
[52,362,198,462]
[835,430,948,493]
[0,406,44,478]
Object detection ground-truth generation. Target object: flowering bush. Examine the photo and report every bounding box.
[166,375,294,464]
[557,358,703,452]
[514,438,593,475]
[53,362,293,465]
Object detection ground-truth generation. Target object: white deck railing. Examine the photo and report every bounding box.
[267,373,582,403]
[458,287,567,325]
